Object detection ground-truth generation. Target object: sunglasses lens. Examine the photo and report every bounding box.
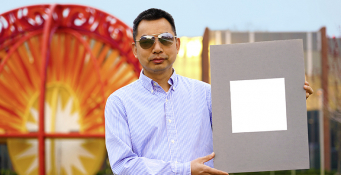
[139,36,155,49]
[138,33,175,49]
[159,33,174,46]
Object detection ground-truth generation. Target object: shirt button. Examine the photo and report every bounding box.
[171,140,175,143]
[166,99,168,102]
[168,119,171,123]
[151,90,154,93]
[154,82,156,86]
[173,87,175,90]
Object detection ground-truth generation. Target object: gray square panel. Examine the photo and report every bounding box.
[210,39,309,173]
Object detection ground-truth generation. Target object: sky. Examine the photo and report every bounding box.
[0,0,340,37]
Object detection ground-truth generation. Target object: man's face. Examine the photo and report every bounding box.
[132,18,180,76]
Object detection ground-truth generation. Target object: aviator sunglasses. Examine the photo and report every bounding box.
[136,32,177,49]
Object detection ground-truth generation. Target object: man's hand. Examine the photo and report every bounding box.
[304,81,313,99]
[191,152,229,175]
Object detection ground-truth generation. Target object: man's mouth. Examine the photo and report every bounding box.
[151,58,165,64]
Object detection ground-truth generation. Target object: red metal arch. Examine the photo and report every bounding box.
[0,4,141,75]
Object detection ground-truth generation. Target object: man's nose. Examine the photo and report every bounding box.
[152,39,163,53]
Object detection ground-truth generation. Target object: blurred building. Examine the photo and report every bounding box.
[173,36,203,80]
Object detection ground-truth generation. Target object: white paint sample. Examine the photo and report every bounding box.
[230,78,287,133]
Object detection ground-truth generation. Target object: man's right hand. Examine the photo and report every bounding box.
[190,152,229,175]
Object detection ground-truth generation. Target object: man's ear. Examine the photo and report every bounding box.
[176,37,180,54]
[132,42,137,58]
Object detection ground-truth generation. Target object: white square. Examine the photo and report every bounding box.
[230,78,287,133]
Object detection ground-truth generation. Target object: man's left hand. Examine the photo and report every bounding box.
[304,81,313,99]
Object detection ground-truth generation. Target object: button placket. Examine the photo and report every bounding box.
[165,93,178,164]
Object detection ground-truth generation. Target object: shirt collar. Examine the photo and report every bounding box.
[139,69,178,92]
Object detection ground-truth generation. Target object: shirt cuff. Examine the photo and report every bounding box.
[175,161,191,175]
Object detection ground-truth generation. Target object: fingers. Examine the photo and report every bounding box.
[199,152,215,163]
[305,81,309,86]
[304,85,313,93]
[303,81,313,100]
[304,85,313,95]
[191,153,229,175]
[204,166,229,175]
[304,85,313,94]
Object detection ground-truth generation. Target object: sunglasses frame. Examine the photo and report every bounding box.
[135,32,177,49]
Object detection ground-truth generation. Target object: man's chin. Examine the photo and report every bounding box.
[145,67,171,74]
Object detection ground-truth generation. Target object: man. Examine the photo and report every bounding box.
[105,8,313,175]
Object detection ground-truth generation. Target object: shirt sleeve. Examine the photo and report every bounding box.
[105,95,191,175]
[205,84,212,126]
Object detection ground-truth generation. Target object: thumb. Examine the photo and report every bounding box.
[201,152,215,163]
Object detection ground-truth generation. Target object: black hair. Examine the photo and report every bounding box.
[133,8,177,42]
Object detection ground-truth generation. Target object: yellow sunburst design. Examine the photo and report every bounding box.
[8,83,106,175]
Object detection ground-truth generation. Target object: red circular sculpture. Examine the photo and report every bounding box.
[0,4,142,174]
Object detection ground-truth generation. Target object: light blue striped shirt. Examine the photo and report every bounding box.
[105,70,213,175]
